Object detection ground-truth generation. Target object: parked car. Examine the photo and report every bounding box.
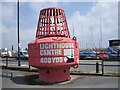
[98,51,109,59]
[80,50,98,59]
[0,48,8,58]
[1,50,8,58]
[107,47,120,60]
[16,49,28,60]
[79,51,87,59]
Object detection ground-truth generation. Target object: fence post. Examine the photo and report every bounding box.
[96,62,99,73]
[118,50,120,60]
[6,56,8,67]
[29,64,31,71]
[101,59,104,75]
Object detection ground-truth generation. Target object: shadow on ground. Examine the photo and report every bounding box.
[11,74,64,85]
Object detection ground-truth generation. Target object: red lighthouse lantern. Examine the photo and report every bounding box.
[28,7,79,83]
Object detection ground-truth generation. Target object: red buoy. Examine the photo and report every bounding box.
[28,7,79,83]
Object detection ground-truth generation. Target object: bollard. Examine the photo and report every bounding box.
[101,59,104,75]
[96,62,99,73]
[29,64,31,71]
[11,72,13,78]
[118,50,120,60]
[6,56,8,67]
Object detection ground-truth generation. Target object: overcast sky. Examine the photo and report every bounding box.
[0,0,119,50]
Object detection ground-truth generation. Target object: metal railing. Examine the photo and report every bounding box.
[1,56,119,75]
[78,59,119,75]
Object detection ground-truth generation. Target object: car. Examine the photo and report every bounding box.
[0,48,8,58]
[107,47,120,60]
[79,51,87,59]
[98,52,109,59]
[20,50,28,59]
[80,50,98,59]
[1,50,8,58]
[16,49,28,60]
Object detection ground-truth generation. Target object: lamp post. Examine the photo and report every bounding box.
[17,0,21,66]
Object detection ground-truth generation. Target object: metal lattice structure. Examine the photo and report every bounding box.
[36,8,70,38]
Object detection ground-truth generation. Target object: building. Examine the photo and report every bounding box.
[109,39,120,51]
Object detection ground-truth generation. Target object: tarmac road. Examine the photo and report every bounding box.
[0,58,119,89]
[2,74,119,88]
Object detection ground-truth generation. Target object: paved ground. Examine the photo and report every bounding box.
[0,58,120,89]
[2,74,119,88]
